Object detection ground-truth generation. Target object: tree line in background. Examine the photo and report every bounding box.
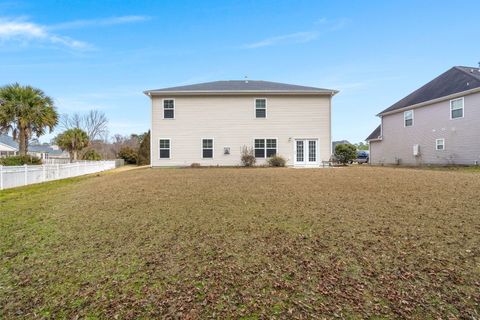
[0,83,150,165]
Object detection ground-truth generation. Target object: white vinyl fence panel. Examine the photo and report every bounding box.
[0,161,117,190]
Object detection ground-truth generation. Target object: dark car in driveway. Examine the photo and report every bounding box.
[351,150,369,164]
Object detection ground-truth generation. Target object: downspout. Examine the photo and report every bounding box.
[329,93,333,158]
[149,92,153,168]
[368,140,371,164]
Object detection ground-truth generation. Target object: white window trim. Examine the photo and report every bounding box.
[159,138,171,159]
[201,138,214,159]
[253,137,278,158]
[435,138,445,151]
[450,97,464,120]
[254,98,267,119]
[162,98,175,120]
[404,110,414,127]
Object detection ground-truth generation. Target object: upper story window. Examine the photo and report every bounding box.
[159,139,170,158]
[202,139,213,158]
[254,138,277,158]
[450,97,464,119]
[404,110,413,127]
[255,98,267,118]
[163,99,175,119]
[436,138,445,151]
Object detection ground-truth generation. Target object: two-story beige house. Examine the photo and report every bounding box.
[145,80,337,167]
[367,66,480,165]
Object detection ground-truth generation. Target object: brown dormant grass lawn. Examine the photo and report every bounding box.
[1,166,479,319]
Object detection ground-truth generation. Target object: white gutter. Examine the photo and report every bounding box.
[0,141,18,151]
[144,90,339,96]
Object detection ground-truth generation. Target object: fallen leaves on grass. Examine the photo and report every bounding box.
[1,167,479,318]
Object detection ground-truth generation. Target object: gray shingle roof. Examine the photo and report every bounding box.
[145,80,337,95]
[29,144,64,155]
[0,134,18,149]
[366,125,381,141]
[379,66,480,115]
[0,134,64,155]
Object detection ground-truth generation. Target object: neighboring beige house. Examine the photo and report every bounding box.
[145,80,337,167]
[367,66,480,165]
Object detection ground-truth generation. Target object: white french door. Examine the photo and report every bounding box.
[294,139,318,166]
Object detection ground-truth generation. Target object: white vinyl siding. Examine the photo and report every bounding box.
[151,95,332,166]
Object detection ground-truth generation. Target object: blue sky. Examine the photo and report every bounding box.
[1,0,479,143]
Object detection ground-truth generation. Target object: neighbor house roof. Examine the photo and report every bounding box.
[379,66,480,115]
[0,134,19,149]
[145,80,338,95]
[366,125,382,141]
[0,134,65,155]
[29,144,65,155]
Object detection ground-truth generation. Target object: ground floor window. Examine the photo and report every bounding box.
[308,140,316,162]
[0,151,17,158]
[202,139,213,158]
[436,138,445,151]
[159,139,170,158]
[254,138,277,158]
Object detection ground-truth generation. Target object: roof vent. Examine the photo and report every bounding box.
[244,76,248,83]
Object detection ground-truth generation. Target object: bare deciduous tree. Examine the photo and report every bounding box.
[84,110,108,141]
[60,109,108,141]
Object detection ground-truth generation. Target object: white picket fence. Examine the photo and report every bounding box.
[0,161,117,190]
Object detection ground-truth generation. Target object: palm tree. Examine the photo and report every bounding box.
[0,83,58,155]
[55,128,89,161]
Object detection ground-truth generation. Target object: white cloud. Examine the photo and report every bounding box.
[0,15,149,50]
[243,31,319,49]
[242,18,349,49]
[314,17,349,29]
[0,18,90,49]
[49,15,150,30]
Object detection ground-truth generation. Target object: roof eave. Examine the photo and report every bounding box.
[144,90,338,96]
[377,86,480,117]
[0,141,18,151]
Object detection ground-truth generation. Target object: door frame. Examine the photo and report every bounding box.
[293,138,319,167]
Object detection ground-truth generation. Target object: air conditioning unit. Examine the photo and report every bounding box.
[413,144,420,156]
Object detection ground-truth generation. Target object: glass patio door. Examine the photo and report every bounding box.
[294,139,318,166]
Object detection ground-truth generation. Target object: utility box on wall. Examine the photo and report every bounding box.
[413,144,420,156]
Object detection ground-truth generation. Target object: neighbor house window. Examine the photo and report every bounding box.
[163,99,175,119]
[202,139,213,158]
[436,138,445,151]
[254,138,277,158]
[404,110,413,127]
[450,98,464,119]
[255,98,267,118]
[159,139,170,158]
